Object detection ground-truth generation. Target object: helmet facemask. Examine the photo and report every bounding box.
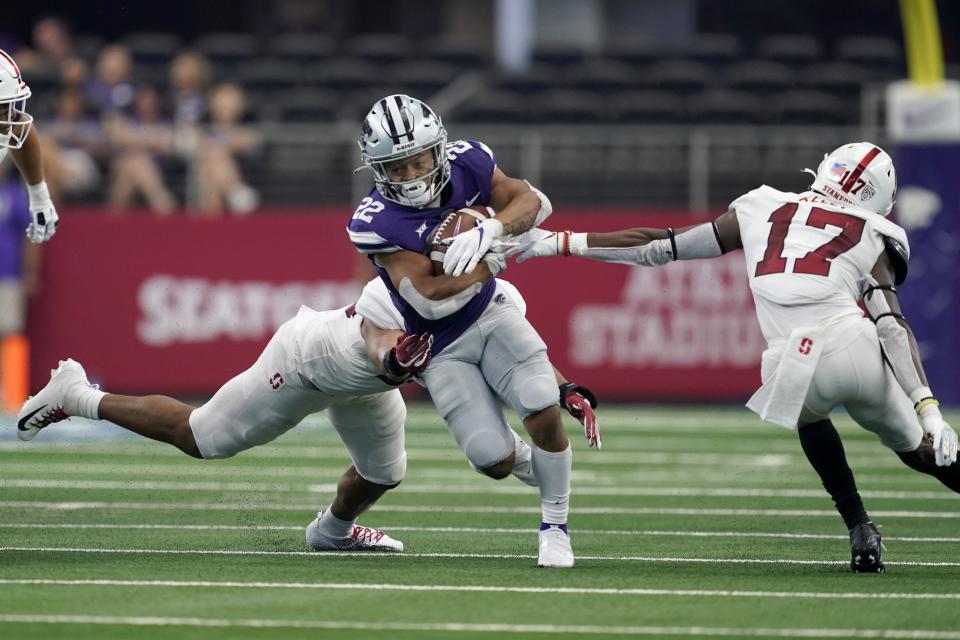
[0,92,33,149]
[366,136,449,208]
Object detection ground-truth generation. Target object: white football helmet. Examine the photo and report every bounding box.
[0,49,32,149]
[357,94,450,208]
[807,142,896,216]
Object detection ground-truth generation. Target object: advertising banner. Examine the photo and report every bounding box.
[29,209,764,400]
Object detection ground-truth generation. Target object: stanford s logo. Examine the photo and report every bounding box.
[269,373,284,390]
[798,338,813,355]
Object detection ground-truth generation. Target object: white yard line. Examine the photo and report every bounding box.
[2,546,959,566]
[3,500,960,518]
[0,614,958,638]
[1,578,959,601]
[1,478,953,500]
[2,523,959,543]
[0,442,912,468]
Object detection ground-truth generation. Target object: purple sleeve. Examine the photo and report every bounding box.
[346,192,411,254]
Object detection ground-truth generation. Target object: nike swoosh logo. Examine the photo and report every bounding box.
[18,405,47,431]
[466,192,480,206]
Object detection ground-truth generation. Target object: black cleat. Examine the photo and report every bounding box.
[849,521,885,573]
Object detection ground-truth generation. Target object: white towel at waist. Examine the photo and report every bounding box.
[746,324,825,430]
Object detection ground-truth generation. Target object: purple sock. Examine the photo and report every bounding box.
[540,522,568,534]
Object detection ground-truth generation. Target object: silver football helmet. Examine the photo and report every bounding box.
[357,94,450,208]
[0,49,32,149]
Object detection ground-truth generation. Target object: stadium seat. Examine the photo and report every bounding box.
[266,89,339,123]
[123,32,183,66]
[694,89,765,124]
[640,59,713,96]
[604,39,660,68]
[347,33,415,66]
[687,33,743,68]
[267,33,334,65]
[305,58,380,92]
[421,37,491,69]
[770,89,852,125]
[722,61,794,96]
[492,64,564,95]
[800,62,867,101]
[535,89,607,124]
[453,90,530,124]
[533,44,589,69]
[567,59,637,95]
[236,59,303,93]
[835,36,904,78]
[609,90,686,124]
[195,33,260,67]
[756,34,824,68]
[383,61,460,98]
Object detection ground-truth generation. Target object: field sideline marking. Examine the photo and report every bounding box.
[3,501,959,518]
[2,546,959,566]
[2,523,959,543]
[0,614,959,638]
[1,478,954,501]
[1,578,959,601]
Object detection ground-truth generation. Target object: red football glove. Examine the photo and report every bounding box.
[384,332,434,380]
[560,382,600,449]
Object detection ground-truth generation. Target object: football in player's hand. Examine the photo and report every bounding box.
[428,205,494,275]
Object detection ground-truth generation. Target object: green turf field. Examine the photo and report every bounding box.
[1,404,959,639]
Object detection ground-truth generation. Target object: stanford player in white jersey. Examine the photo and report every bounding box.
[0,48,58,243]
[511,142,958,573]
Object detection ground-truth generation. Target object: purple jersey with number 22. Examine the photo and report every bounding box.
[346,140,498,354]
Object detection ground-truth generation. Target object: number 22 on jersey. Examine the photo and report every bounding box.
[754,204,866,278]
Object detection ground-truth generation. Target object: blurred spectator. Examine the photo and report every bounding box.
[59,56,90,90]
[0,164,40,412]
[195,83,260,215]
[169,52,210,125]
[105,86,177,213]
[42,89,106,201]
[86,44,135,115]
[13,16,74,73]
[33,17,74,66]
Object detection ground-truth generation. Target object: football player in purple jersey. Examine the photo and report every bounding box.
[347,94,579,567]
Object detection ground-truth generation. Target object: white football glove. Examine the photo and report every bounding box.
[503,229,571,264]
[442,218,503,277]
[25,181,59,244]
[919,402,958,466]
[481,239,512,276]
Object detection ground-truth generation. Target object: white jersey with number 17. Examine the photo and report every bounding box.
[732,185,910,343]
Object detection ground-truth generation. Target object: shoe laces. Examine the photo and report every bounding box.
[350,524,385,545]
[36,407,69,428]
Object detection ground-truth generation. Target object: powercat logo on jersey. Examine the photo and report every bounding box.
[136,275,359,347]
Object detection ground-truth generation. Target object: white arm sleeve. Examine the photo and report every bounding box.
[524,180,553,227]
[861,276,926,398]
[398,277,483,320]
[578,222,724,266]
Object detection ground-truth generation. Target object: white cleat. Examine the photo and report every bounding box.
[538,523,574,568]
[16,359,95,441]
[305,511,403,552]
